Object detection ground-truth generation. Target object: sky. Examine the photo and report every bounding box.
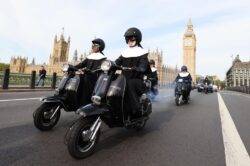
[0,0,250,80]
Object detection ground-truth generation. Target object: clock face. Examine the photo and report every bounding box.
[184,39,192,46]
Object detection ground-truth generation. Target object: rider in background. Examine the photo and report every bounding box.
[175,65,192,97]
[203,76,211,85]
[148,59,158,95]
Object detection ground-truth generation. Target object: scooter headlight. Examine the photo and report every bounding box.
[62,64,69,72]
[101,60,111,72]
[91,95,101,105]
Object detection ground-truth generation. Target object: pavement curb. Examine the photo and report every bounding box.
[0,88,54,93]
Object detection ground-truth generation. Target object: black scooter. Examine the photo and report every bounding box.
[175,78,189,106]
[66,60,152,159]
[33,64,97,131]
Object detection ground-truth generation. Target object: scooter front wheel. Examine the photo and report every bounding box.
[175,95,181,106]
[33,103,61,131]
[67,117,100,159]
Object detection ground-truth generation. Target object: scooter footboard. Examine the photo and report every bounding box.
[41,96,62,103]
[76,104,109,117]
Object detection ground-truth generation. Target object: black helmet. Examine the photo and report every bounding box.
[124,27,142,45]
[92,38,105,52]
[149,59,155,65]
[181,65,188,72]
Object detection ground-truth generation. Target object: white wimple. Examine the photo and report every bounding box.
[151,67,157,72]
[87,52,106,60]
[179,72,190,77]
[121,46,148,58]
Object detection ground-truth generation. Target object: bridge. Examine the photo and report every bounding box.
[0,88,250,165]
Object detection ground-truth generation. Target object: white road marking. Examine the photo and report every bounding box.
[217,93,250,166]
[0,97,41,102]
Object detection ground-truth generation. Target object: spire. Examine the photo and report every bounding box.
[54,35,57,42]
[184,18,194,37]
[31,57,35,65]
[73,49,78,61]
[80,54,84,61]
[60,34,64,41]
[60,27,65,41]
[62,27,64,35]
[233,54,241,64]
[187,18,193,31]
[187,18,193,27]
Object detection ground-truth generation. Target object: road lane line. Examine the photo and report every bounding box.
[0,97,41,102]
[217,93,250,166]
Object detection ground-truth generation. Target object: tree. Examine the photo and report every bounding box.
[0,63,10,71]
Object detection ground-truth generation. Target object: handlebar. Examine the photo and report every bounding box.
[115,65,132,71]
[121,67,132,70]
[77,68,102,74]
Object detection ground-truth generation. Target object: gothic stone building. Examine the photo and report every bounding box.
[148,49,179,85]
[10,33,70,76]
[226,55,250,87]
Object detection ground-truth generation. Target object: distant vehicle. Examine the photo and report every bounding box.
[207,84,214,93]
[213,85,218,92]
[197,83,204,92]
[197,77,214,93]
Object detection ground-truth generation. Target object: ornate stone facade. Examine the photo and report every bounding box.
[10,56,28,73]
[10,33,70,76]
[183,19,196,83]
[226,55,250,87]
[148,49,179,85]
[70,49,87,66]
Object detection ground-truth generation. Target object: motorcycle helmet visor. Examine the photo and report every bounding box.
[125,36,136,43]
[92,43,100,49]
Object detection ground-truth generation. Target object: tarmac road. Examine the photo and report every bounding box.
[0,89,250,166]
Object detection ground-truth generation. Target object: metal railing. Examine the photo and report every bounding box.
[0,69,62,90]
[226,86,250,94]
[0,72,3,87]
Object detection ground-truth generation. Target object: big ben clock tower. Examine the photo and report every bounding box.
[183,18,196,83]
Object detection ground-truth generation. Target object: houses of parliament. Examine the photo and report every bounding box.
[10,33,74,76]
[10,19,196,84]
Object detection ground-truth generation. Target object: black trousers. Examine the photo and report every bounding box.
[125,79,146,114]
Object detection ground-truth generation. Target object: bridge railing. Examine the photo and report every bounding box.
[226,86,250,94]
[0,69,62,90]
